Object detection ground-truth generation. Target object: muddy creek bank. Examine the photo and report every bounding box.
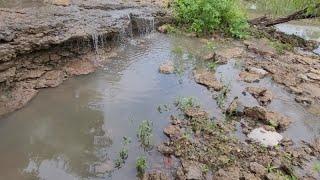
[0,32,319,179]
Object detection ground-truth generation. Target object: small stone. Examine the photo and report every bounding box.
[159,62,174,74]
[306,73,320,81]
[194,69,223,91]
[247,67,268,77]
[246,87,273,106]
[184,108,209,119]
[202,53,215,61]
[181,161,203,180]
[248,127,283,146]
[249,162,266,175]
[295,96,314,105]
[163,125,182,139]
[142,170,168,180]
[157,144,174,155]
[239,72,260,83]
[213,166,240,180]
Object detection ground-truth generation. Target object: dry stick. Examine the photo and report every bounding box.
[249,3,320,27]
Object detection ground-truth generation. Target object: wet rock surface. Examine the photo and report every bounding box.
[246,86,273,106]
[159,61,174,74]
[193,69,223,91]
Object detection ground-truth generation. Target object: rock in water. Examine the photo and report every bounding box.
[248,127,283,146]
[193,69,223,91]
[159,62,175,74]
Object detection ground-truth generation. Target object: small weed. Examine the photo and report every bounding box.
[270,41,292,54]
[114,136,131,168]
[267,163,277,173]
[313,162,320,173]
[215,83,231,109]
[172,46,184,56]
[136,156,147,176]
[175,96,199,111]
[157,104,171,113]
[205,41,215,50]
[201,164,210,173]
[137,120,153,149]
[207,62,218,71]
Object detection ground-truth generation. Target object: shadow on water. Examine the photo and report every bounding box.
[0,33,319,179]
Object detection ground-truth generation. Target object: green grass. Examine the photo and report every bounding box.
[256,0,319,16]
[175,96,200,110]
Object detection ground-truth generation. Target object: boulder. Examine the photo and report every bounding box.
[239,72,261,83]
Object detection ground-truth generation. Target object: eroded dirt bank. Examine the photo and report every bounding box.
[0,0,171,116]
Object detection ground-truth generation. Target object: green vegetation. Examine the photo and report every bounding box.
[175,96,200,110]
[137,120,153,148]
[313,161,320,173]
[207,62,218,71]
[270,40,293,54]
[215,83,231,109]
[256,0,320,16]
[115,136,131,168]
[173,0,249,38]
[136,156,147,175]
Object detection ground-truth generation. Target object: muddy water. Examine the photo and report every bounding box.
[0,33,319,179]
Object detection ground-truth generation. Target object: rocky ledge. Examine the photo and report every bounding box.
[0,0,171,116]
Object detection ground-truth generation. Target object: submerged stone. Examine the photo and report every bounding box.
[246,87,273,106]
[248,127,283,146]
[159,62,174,74]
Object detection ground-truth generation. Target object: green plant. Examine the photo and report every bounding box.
[114,136,131,168]
[207,62,218,71]
[270,40,292,54]
[175,96,199,110]
[136,156,147,175]
[137,120,153,148]
[266,163,277,173]
[173,0,249,38]
[313,161,320,173]
[215,83,231,109]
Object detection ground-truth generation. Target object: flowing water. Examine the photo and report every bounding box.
[0,33,319,179]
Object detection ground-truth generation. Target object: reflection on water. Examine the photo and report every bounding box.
[0,33,319,179]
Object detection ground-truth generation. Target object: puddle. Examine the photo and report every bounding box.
[0,33,319,179]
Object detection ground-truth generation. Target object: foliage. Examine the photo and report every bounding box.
[207,62,218,71]
[270,40,293,54]
[136,156,147,175]
[215,83,231,109]
[175,96,200,110]
[256,0,320,16]
[173,0,249,38]
[137,120,153,148]
[114,137,131,168]
[313,161,320,173]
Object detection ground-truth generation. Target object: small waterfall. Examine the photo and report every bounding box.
[130,15,155,36]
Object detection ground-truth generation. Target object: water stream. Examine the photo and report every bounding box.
[0,33,319,179]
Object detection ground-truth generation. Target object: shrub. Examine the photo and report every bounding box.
[173,0,249,38]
